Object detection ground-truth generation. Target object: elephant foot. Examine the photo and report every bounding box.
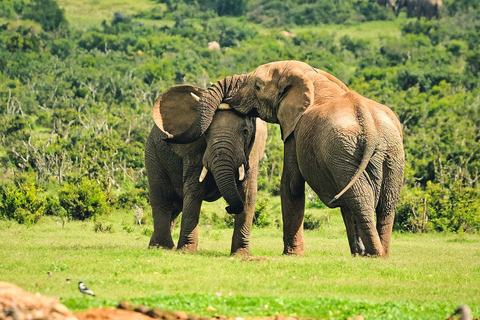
[282,246,304,256]
[231,247,251,256]
[148,238,175,250]
[177,243,197,253]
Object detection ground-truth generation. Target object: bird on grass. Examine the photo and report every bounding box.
[78,281,95,296]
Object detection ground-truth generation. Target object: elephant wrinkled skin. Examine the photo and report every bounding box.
[162,61,405,258]
[145,85,267,255]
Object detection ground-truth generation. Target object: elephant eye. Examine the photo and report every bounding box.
[279,85,292,99]
[254,83,261,92]
[243,128,249,136]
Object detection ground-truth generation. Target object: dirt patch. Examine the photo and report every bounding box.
[240,256,268,262]
[0,281,76,320]
[75,308,153,320]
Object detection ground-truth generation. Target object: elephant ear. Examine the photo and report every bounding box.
[153,85,204,140]
[277,68,314,141]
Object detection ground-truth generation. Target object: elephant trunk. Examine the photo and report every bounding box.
[210,159,244,215]
[165,74,247,144]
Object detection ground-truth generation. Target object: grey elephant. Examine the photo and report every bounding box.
[387,0,417,17]
[161,61,405,258]
[145,85,267,255]
[417,0,442,20]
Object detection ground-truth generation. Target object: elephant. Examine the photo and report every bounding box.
[160,61,405,258]
[145,85,267,255]
[417,0,442,20]
[387,0,417,18]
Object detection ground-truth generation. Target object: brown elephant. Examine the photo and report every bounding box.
[161,61,405,258]
[417,0,442,20]
[146,85,267,254]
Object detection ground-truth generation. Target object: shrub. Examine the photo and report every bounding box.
[395,183,480,233]
[51,38,74,59]
[94,220,114,233]
[303,213,324,230]
[253,197,270,228]
[22,0,68,32]
[204,18,258,47]
[0,182,46,224]
[117,188,148,209]
[132,204,149,225]
[59,178,110,221]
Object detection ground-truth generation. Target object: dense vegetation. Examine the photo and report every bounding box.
[0,0,479,233]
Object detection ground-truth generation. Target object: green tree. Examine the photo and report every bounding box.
[22,0,68,32]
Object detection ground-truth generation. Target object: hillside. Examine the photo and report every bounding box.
[1,0,479,230]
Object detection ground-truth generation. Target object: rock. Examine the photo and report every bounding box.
[175,311,188,320]
[117,301,133,311]
[134,305,149,314]
[145,307,164,318]
[0,282,76,320]
[280,31,296,38]
[208,41,221,51]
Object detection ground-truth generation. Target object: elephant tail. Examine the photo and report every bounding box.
[329,97,378,205]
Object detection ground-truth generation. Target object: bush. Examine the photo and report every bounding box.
[51,38,74,59]
[0,182,46,224]
[132,204,149,225]
[253,197,270,228]
[59,178,110,221]
[204,18,258,47]
[94,220,114,233]
[22,0,68,32]
[117,188,148,209]
[395,183,480,233]
[303,213,326,230]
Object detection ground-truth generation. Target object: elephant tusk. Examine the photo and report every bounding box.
[190,92,201,102]
[199,166,208,182]
[238,164,245,181]
[218,103,232,110]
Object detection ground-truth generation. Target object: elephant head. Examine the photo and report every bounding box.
[160,61,347,143]
[152,85,257,214]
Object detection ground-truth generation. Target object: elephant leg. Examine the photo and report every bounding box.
[281,136,306,255]
[340,206,365,256]
[146,152,176,249]
[341,182,385,257]
[376,162,404,258]
[177,176,205,253]
[231,166,256,256]
[149,190,176,249]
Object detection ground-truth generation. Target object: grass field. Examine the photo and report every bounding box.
[58,0,159,29]
[1,198,479,319]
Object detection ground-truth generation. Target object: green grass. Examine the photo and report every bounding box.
[58,0,159,30]
[1,198,479,319]
[292,18,406,46]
